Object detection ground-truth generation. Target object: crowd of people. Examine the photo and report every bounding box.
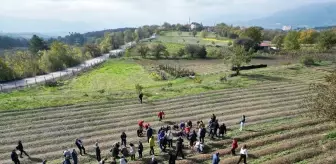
[11,111,249,164]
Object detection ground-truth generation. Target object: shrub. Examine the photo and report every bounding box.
[137,44,150,58]
[303,72,336,122]
[150,43,167,59]
[184,44,207,58]
[44,81,59,87]
[135,83,143,94]
[300,55,316,66]
[326,131,336,140]
[167,82,173,87]
[150,72,162,81]
[159,64,195,78]
[194,76,203,84]
[97,89,105,94]
[177,48,185,57]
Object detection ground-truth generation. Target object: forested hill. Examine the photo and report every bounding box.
[83,27,136,38]
[0,36,29,49]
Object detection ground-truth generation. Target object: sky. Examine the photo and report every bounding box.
[0,0,335,34]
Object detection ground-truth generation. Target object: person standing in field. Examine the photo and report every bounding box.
[213,120,219,137]
[175,137,185,159]
[212,152,220,164]
[120,132,127,147]
[158,111,165,121]
[187,120,192,128]
[138,141,143,159]
[240,115,246,131]
[211,114,216,123]
[16,141,30,158]
[158,130,166,152]
[199,127,206,143]
[147,126,153,143]
[63,150,71,164]
[166,128,173,148]
[189,130,197,147]
[11,150,20,164]
[111,143,120,159]
[209,120,215,139]
[71,149,78,164]
[237,145,248,164]
[168,151,176,164]
[75,138,86,156]
[219,123,227,137]
[139,92,143,104]
[231,138,238,156]
[149,136,155,155]
[129,143,136,160]
[95,142,101,162]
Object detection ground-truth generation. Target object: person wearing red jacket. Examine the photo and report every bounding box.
[158,111,165,121]
[231,138,238,156]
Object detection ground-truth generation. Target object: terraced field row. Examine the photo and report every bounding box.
[0,81,334,164]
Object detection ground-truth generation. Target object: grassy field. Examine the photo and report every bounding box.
[0,57,332,111]
[0,77,335,163]
[156,31,231,46]
[1,52,336,163]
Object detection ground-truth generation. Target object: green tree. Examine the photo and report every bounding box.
[317,30,336,51]
[150,43,167,59]
[200,30,208,38]
[198,46,207,59]
[124,29,134,43]
[39,41,81,72]
[84,44,101,57]
[137,44,150,58]
[0,58,15,82]
[5,51,40,77]
[184,44,207,58]
[272,34,285,50]
[99,32,113,53]
[299,29,318,44]
[284,31,300,50]
[241,26,263,44]
[225,45,253,75]
[29,35,48,54]
[192,31,197,37]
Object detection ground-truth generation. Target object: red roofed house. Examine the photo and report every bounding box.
[260,41,272,50]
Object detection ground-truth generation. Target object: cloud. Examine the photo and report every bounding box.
[0,0,335,32]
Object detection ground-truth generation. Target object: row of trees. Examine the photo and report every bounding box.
[136,43,207,59]
[272,29,336,51]
[0,35,103,82]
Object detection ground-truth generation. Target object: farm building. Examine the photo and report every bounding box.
[260,41,272,50]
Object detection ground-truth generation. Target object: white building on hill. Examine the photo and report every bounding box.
[282,25,292,31]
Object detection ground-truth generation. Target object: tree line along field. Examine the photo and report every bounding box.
[0,79,335,164]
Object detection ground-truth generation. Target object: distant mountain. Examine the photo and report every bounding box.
[242,2,336,29]
[0,32,55,39]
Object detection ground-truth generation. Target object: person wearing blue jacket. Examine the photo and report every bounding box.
[212,152,220,164]
[11,150,20,164]
[147,127,153,143]
[159,130,166,151]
